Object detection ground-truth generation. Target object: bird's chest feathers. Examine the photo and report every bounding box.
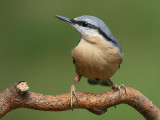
[72,36,122,79]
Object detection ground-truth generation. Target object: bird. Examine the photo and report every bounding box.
[55,15,126,109]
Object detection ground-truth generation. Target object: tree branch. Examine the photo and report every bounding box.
[0,81,159,120]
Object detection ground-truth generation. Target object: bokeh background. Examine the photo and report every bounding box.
[0,0,160,119]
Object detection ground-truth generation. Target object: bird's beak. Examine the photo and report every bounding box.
[55,15,73,24]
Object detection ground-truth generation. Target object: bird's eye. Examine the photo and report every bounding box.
[82,22,88,27]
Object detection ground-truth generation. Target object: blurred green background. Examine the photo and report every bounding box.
[0,0,160,119]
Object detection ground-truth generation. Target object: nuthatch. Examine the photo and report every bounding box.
[55,15,126,108]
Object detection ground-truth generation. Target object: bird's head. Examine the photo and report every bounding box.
[55,15,122,52]
[56,15,111,38]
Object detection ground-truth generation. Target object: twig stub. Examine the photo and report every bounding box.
[16,81,29,93]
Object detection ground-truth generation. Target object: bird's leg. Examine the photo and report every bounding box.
[107,79,126,97]
[69,72,81,110]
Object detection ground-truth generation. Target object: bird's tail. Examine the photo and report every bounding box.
[88,79,112,86]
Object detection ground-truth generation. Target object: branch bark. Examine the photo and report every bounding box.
[0,81,159,120]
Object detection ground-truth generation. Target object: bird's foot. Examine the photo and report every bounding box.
[112,84,126,97]
[69,84,78,110]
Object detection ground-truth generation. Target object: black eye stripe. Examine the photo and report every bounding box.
[98,28,118,46]
[70,19,119,48]
[71,19,97,29]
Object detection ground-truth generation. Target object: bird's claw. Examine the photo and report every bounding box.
[112,84,126,97]
[69,84,78,110]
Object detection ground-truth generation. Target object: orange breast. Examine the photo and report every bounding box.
[72,37,122,80]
